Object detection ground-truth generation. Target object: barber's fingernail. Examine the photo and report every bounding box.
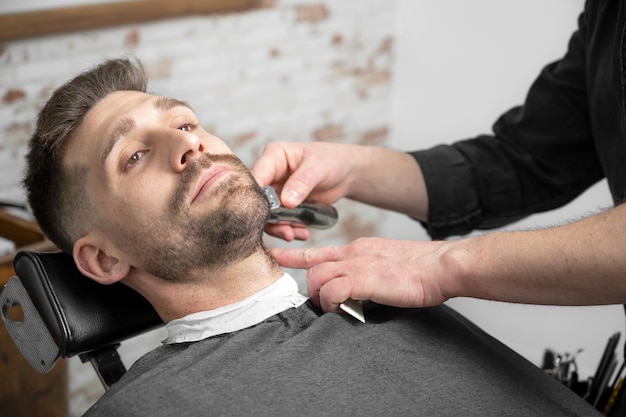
[283,188,301,205]
[294,229,307,240]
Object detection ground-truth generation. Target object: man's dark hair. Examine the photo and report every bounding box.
[23,58,148,253]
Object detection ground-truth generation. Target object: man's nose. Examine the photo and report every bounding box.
[171,131,206,173]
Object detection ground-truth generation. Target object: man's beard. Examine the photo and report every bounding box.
[117,154,271,282]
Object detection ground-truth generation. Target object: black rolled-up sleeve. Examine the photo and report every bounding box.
[409,5,605,240]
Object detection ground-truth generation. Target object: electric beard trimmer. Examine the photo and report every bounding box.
[262,185,338,229]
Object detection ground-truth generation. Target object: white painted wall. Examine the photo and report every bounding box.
[388,0,624,378]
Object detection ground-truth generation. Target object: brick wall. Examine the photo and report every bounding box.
[0,1,396,414]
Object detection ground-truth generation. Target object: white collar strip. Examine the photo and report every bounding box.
[163,273,308,344]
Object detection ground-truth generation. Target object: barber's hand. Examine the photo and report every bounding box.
[252,141,359,241]
[252,141,354,207]
[271,237,451,313]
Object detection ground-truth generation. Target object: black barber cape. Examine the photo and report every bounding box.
[84,302,600,416]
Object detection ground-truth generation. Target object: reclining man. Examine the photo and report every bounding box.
[22,58,601,416]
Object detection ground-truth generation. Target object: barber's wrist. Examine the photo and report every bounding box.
[437,237,483,301]
[344,145,378,199]
[347,147,427,218]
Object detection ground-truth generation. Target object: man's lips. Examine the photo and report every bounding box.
[190,165,232,204]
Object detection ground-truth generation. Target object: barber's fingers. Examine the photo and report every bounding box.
[305,259,369,311]
[317,274,354,313]
[276,154,332,208]
[305,255,379,311]
[271,246,365,310]
[272,238,450,311]
[251,142,319,208]
[271,246,343,269]
[250,142,289,187]
[252,141,348,208]
[264,223,310,242]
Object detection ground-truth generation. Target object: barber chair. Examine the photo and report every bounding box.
[0,250,163,389]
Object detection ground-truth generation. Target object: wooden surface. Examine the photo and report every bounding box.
[0,0,261,41]
[0,210,65,416]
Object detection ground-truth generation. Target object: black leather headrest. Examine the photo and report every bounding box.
[12,250,162,357]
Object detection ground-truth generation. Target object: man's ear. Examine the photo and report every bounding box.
[73,235,130,285]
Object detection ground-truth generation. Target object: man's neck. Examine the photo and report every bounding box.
[127,247,284,322]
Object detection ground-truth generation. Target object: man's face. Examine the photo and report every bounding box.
[65,91,269,281]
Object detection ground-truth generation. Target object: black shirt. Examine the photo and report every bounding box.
[412,0,624,240]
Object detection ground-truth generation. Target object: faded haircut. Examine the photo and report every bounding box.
[23,58,148,253]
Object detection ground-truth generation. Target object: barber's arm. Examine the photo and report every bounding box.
[257,3,626,311]
[273,203,626,312]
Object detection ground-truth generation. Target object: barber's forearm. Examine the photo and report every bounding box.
[346,147,429,221]
[443,204,626,305]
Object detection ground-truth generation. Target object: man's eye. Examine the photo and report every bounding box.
[177,123,197,132]
[126,150,146,169]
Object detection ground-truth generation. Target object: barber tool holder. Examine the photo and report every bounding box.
[0,209,65,417]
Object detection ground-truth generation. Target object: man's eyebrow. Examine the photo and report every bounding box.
[100,117,136,166]
[154,96,193,111]
[99,97,193,166]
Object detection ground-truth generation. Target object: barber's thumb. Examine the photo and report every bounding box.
[318,276,352,314]
[278,185,305,208]
[280,173,318,207]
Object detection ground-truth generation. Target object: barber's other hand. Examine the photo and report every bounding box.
[271,237,451,313]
